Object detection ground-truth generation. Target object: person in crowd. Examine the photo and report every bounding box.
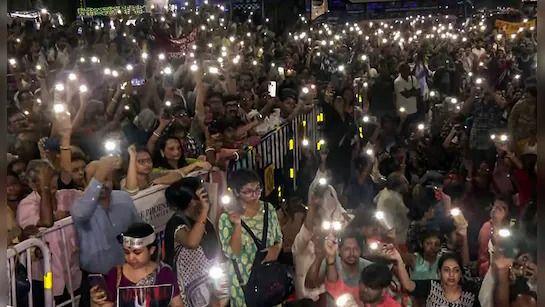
[218,169,283,306]
[394,62,420,131]
[507,77,536,149]
[375,172,410,247]
[492,246,537,307]
[90,222,184,307]
[477,196,512,278]
[291,171,350,304]
[5,4,538,307]
[164,177,224,307]
[462,83,507,169]
[344,156,377,211]
[121,145,183,195]
[306,230,371,306]
[407,252,478,306]
[359,264,402,307]
[405,231,442,281]
[15,158,83,303]
[71,156,141,307]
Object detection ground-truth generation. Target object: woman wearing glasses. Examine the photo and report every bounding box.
[218,169,283,307]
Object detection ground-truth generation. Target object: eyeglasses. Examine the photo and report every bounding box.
[137,158,153,165]
[240,187,262,196]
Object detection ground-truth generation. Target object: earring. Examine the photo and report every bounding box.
[160,150,164,158]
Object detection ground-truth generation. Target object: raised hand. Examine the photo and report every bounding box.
[196,187,210,215]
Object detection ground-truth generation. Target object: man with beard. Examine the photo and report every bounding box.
[71,156,140,307]
[318,231,373,306]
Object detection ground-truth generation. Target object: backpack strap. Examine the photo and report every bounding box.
[261,202,269,248]
[240,201,269,251]
[231,202,271,287]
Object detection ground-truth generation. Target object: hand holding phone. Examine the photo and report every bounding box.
[88,274,107,291]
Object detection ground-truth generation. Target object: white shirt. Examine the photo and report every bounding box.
[394,75,419,115]
[375,188,410,244]
[291,224,326,301]
[291,169,347,301]
[472,47,486,60]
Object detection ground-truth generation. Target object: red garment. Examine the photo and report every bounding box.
[362,294,402,307]
[325,279,359,303]
[478,221,492,277]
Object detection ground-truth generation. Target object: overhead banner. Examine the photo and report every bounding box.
[311,0,328,21]
[168,28,198,58]
[495,19,536,34]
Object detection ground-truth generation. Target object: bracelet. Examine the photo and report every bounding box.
[233,151,240,161]
[153,131,162,137]
[60,146,71,151]
[205,147,216,153]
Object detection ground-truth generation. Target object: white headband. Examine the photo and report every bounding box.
[122,233,156,249]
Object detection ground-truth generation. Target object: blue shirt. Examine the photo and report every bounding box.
[70,178,140,273]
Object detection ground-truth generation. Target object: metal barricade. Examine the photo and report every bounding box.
[7,238,54,307]
[230,106,323,191]
[36,217,81,307]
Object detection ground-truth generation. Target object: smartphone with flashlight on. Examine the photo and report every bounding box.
[131,77,146,87]
[268,81,277,97]
[103,139,121,157]
[220,193,245,215]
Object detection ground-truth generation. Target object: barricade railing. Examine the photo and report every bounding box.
[36,217,81,307]
[230,106,323,191]
[7,238,54,307]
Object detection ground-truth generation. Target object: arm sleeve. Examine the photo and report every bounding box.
[127,194,141,223]
[70,178,103,223]
[160,266,181,298]
[218,212,235,257]
[104,268,118,302]
[16,194,40,229]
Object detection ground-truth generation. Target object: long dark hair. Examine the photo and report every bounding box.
[154,135,187,170]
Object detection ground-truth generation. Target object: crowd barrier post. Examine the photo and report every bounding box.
[7,238,54,307]
[36,217,81,307]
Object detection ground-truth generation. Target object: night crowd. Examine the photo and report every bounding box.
[6,3,537,307]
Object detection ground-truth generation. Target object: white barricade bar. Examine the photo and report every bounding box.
[7,238,54,307]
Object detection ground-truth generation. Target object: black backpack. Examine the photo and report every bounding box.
[232,203,294,307]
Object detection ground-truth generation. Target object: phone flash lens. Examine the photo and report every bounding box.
[450,208,461,216]
[221,195,231,205]
[498,228,511,238]
[322,221,331,230]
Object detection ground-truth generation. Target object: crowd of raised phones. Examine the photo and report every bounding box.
[6,3,537,307]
